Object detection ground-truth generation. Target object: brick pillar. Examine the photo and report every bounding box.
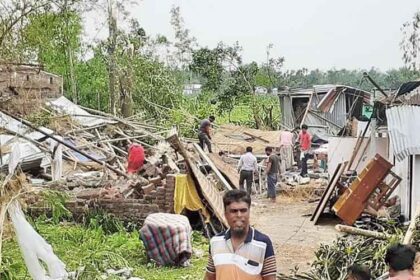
[165,174,176,213]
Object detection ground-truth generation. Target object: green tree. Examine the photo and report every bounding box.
[190,48,224,91]
[23,10,83,102]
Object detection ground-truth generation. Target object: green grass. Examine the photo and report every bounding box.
[1,220,209,280]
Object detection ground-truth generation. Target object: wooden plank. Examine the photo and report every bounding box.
[300,92,314,127]
[208,154,239,189]
[346,132,364,171]
[166,132,228,227]
[193,144,232,191]
[243,132,270,143]
[333,154,393,225]
[311,161,348,225]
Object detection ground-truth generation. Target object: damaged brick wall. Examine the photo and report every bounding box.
[65,174,176,225]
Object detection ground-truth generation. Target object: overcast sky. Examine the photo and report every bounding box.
[87,0,420,71]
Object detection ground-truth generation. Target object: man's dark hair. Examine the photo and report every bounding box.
[385,243,416,271]
[265,146,273,152]
[347,265,371,280]
[209,115,215,122]
[246,146,253,153]
[301,124,308,130]
[223,189,251,209]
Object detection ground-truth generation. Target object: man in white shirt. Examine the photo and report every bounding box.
[237,146,258,194]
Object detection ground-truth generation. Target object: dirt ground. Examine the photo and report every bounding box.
[251,195,339,275]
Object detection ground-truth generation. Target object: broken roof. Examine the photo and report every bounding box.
[212,124,281,154]
[47,96,116,127]
[396,80,420,96]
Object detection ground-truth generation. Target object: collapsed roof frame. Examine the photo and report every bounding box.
[278,84,372,136]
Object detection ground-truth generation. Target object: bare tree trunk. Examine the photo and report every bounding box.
[108,0,117,115]
[120,76,133,117]
[67,45,77,103]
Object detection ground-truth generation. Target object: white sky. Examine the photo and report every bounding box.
[86,0,420,71]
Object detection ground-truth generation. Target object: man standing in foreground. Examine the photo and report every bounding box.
[205,190,277,280]
[198,116,215,153]
[237,146,258,195]
[265,147,280,203]
[298,124,312,177]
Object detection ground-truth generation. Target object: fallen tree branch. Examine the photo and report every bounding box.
[335,224,389,240]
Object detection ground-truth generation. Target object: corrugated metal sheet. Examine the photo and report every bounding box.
[0,136,45,171]
[278,95,295,129]
[48,96,116,127]
[386,105,420,161]
[279,84,370,135]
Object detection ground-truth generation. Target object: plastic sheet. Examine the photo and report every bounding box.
[9,201,68,280]
[7,143,68,280]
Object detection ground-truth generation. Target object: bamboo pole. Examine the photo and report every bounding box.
[335,224,388,240]
[0,110,128,178]
[403,205,420,244]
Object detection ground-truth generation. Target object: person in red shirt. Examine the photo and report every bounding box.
[298,124,312,177]
[127,143,145,174]
[386,243,420,280]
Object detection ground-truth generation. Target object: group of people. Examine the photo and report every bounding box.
[204,189,420,280]
[236,124,313,202]
[198,116,314,202]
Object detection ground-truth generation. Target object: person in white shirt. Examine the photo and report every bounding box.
[237,146,258,194]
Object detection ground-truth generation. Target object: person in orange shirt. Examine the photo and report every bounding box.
[386,243,420,280]
[298,124,312,177]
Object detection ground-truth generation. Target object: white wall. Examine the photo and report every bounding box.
[328,136,389,177]
[392,156,410,219]
[411,155,420,217]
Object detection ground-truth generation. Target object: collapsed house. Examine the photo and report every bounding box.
[312,79,420,224]
[278,85,372,136]
[0,91,235,235]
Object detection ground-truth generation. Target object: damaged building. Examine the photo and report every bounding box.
[0,63,63,114]
[278,84,373,136]
[313,79,420,223]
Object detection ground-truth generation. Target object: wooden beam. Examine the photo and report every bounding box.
[243,132,270,143]
[193,143,232,191]
[208,154,239,189]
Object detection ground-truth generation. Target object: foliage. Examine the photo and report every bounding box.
[401,10,420,71]
[276,67,419,91]
[1,219,209,280]
[279,219,404,280]
[170,5,197,69]
[41,190,72,224]
[0,0,51,59]
[190,48,225,91]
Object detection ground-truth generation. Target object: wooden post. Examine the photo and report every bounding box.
[193,143,232,191]
[108,0,117,115]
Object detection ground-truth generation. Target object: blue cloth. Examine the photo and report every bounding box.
[267,174,277,198]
